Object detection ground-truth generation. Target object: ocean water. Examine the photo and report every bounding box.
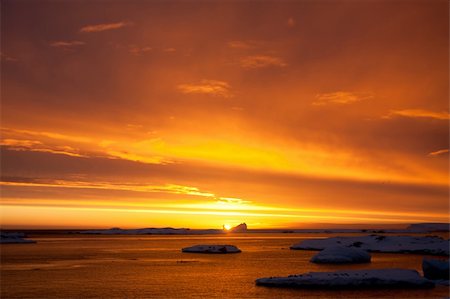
[1,233,449,298]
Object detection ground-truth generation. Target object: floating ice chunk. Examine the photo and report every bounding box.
[291,235,449,256]
[182,245,241,254]
[423,258,449,280]
[0,232,36,244]
[256,269,434,289]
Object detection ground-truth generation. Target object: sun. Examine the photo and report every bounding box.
[223,224,231,231]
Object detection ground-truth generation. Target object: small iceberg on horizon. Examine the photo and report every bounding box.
[226,223,247,233]
[310,246,371,264]
[0,232,36,244]
[182,245,241,254]
[255,269,434,289]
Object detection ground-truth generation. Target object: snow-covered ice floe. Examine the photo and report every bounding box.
[423,258,449,280]
[0,232,36,244]
[182,245,241,254]
[255,269,434,289]
[291,235,449,256]
[310,246,371,264]
[407,223,449,232]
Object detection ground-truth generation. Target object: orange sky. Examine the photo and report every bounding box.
[1,0,449,229]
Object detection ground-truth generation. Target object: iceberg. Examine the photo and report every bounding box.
[310,246,371,264]
[291,235,449,256]
[229,223,247,233]
[182,245,241,254]
[255,269,434,289]
[0,232,36,244]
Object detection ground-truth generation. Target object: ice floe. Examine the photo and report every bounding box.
[0,232,36,244]
[422,258,449,280]
[182,245,241,254]
[407,223,449,232]
[291,235,449,256]
[255,269,434,289]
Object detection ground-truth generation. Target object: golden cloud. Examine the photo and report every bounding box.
[428,149,449,156]
[49,41,85,49]
[240,55,287,69]
[177,80,232,97]
[313,91,373,105]
[80,21,131,33]
[387,109,450,120]
[128,45,152,56]
[1,138,86,158]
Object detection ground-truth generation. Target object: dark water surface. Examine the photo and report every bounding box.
[1,233,449,298]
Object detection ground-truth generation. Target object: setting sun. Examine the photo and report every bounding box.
[223,224,232,231]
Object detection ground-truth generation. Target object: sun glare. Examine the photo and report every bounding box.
[223,224,231,230]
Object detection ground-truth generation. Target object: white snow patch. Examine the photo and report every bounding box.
[291,235,449,256]
[310,246,371,264]
[256,269,434,289]
[182,245,241,254]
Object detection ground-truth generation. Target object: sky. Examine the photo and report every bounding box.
[1,0,449,229]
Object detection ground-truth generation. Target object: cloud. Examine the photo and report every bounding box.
[79,21,131,33]
[1,128,91,143]
[0,179,225,201]
[218,197,251,204]
[128,45,152,56]
[1,139,86,158]
[313,91,373,105]
[428,149,449,156]
[49,40,85,50]
[177,80,232,97]
[386,109,450,120]
[240,55,287,69]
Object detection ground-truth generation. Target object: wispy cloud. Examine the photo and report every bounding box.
[80,21,131,33]
[0,128,169,165]
[228,41,255,49]
[428,149,449,156]
[49,40,85,50]
[0,180,214,198]
[217,197,251,205]
[1,139,86,158]
[177,80,232,98]
[240,55,287,69]
[1,128,92,143]
[386,109,450,120]
[313,91,373,105]
[128,45,152,56]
